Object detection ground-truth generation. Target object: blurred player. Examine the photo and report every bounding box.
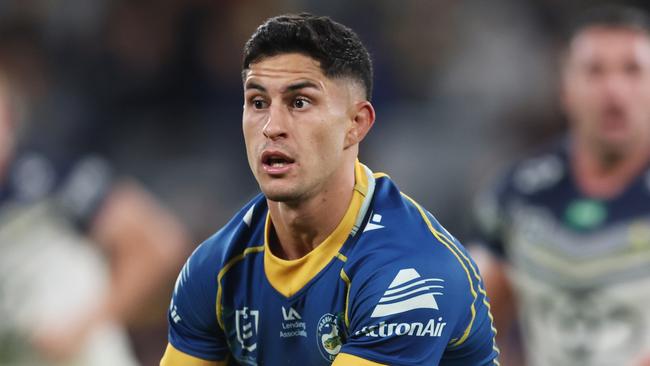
[472,5,650,366]
[0,67,189,365]
[161,13,498,366]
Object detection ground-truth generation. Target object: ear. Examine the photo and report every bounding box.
[345,101,375,149]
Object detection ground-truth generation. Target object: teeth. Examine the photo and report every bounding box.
[271,161,285,167]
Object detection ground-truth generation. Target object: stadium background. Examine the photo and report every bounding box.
[1,0,648,364]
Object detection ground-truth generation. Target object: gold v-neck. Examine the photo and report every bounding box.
[263,161,370,298]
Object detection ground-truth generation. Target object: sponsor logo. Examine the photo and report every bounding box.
[280,306,307,338]
[371,268,444,318]
[354,318,447,338]
[235,307,259,352]
[354,317,447,338]
[316,313,342,362]
[363,213,385,232]
[282,306,301,321]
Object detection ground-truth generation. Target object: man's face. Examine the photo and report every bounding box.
[563,27,650,156]
[242,53,360,203]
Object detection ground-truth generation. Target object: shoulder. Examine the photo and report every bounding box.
[348,175,470,275]
[346,176,479,310]
[184,194,268,280]
[493,141,569,199]
[169,195,267,328]
[339,175,496,362]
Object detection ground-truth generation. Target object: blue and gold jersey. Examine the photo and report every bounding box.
[163,162,498,365]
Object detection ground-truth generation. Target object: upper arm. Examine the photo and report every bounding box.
[340,263,468,365]
[164,244,230,363]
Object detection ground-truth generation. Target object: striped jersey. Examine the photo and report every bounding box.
[474,141,650,366]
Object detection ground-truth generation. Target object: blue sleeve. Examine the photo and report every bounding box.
[341,245,498,365]
[440,255,500,365]
[167,241,230,361]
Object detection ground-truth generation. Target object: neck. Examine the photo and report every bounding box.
[572,139,650,198]
[267,161,356,260]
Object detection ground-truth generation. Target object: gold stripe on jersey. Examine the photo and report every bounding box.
[160,343,224,366]
[332,352,387,366]
[340,268,352,327]
[401,193,480,347]
[216,245,265,329]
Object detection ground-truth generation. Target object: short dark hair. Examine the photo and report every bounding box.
[566,4,650,42]
[242,13,373,101]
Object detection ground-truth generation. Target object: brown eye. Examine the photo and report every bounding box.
[252,99,267,109]
[292,97,310,109]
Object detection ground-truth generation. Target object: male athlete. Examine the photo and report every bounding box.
[472,5,650,366]
[161,13,498,365]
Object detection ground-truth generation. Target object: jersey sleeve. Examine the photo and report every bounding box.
[164,241,230,363]
[340,242,498,365]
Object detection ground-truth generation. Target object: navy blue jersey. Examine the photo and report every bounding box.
[163,162,498,365]
[473,141,650,366]
[0,150,114,230]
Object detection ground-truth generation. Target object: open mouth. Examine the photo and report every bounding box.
[261,150,295,173]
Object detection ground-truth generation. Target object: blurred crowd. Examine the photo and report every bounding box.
[2,0,649,365]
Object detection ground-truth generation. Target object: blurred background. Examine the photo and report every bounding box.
[0,0,648,365]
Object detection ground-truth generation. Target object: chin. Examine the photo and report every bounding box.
[260,186,302,203]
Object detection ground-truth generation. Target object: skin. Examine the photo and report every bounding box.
[242,52,375,260]
[563,26,650,197]
[477,26,650,366]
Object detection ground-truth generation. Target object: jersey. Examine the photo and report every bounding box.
[163,161,498,366]
[474,141,650,366]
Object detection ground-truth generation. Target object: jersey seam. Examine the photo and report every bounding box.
[400,192,481,347]
[215,245,265,330]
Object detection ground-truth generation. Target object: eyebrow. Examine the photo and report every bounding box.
[245,82,266,92]
[284,81,321,93]
[244,80,322,93]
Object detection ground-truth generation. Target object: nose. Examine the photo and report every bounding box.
[262,104,288,140]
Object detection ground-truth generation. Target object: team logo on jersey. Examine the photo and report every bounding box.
[370,268,444,318]
[235,307,259,352]
[316,313,343,362]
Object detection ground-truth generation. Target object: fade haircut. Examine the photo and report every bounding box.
[566,4,650,42]
[242,13,373,101]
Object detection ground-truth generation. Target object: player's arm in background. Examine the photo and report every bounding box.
[34,174,190,360]
[470,246,517,363]
[469,180,520,366]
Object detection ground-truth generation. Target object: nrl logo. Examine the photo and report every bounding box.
[235,307,259,352]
